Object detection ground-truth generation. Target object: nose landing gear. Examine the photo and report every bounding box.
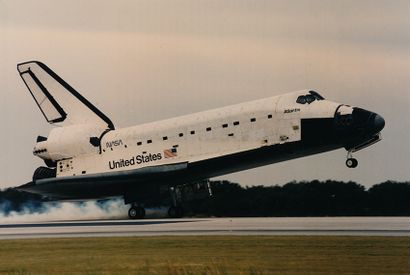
[345,151,358,168]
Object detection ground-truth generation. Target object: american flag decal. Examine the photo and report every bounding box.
[163,148,178,158]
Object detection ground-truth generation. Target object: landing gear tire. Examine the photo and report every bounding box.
[346,158,358,168]
[168,206,183,218]
[128,206,145,219]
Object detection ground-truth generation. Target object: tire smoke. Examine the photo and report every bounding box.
[0,199,129,223]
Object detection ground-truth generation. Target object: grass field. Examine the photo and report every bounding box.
[0,236,410,274]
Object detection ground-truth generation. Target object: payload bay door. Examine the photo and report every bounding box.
[275,96,301,143]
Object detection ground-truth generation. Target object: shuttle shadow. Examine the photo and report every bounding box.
[0,220,200,229]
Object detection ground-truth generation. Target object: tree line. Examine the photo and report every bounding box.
[1,180,410,217]
[189,180,410,216]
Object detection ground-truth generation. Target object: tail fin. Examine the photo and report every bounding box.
[17,61,114,129]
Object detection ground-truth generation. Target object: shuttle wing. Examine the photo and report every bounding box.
[17,162,188,199]
[17,61,114,129]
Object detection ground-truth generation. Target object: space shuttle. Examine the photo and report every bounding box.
[16,61,385,219]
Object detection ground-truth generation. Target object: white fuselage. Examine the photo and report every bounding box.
[39,90,343,178]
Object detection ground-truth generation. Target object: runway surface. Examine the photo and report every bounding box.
[1,217,410,239]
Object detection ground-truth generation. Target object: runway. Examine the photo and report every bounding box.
[1,217,410,239]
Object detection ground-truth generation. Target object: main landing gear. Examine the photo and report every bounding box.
[345,151,358,168]
[168,206,184,218]
[126,181,211,219]
[128,205,145,219]
[168,186,184,218]
[127,205,183,219]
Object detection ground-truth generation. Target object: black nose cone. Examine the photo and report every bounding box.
[373,114,385,133]
[349,108,385,137]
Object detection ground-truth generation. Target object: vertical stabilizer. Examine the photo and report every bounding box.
[17,61,114,129]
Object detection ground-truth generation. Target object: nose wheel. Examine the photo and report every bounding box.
[346,158,358,168]
[345,151,358,168]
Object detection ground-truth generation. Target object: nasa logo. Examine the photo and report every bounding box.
[106,139,123,148]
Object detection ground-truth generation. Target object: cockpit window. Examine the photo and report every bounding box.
[305,94,316,104]
[309,90,325,100]
[296,90,325,104]
[296,96,307,104]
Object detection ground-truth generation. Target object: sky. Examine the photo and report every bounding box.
[0,0,409,189]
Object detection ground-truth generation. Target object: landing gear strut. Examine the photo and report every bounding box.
[346,151,358,168]
[168,206,184,218]
[168,187,184,218]
[128,205,145,219]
